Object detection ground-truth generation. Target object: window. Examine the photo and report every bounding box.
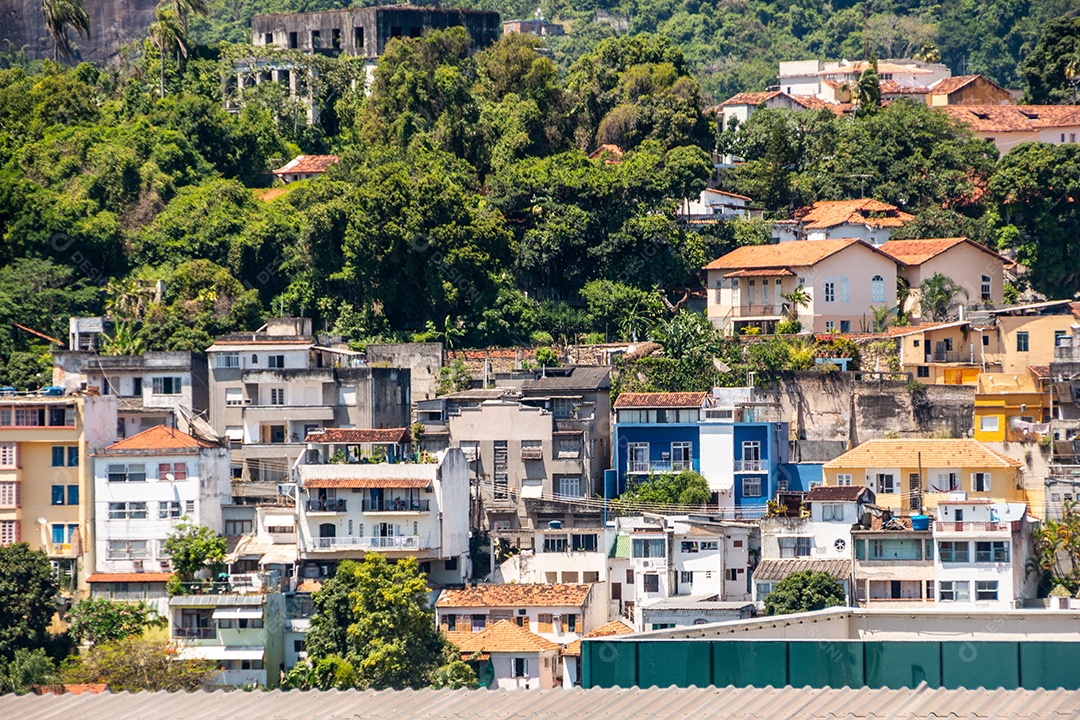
[981,275,991,301]
[825,321,835,332]
[270,388,285,406]
[268,355,285,368]
[779,537,812,558]
[152,377,182,395]
[513,658,528,678]
[107,540,148,560]
[938,541,969,563]
[627,442,650,473]
[680,571,693,585]
[975,580,998,601]
[873,473,894,494]
[671,442,693,471]
[225,519,253,535]
[564,614,578,632]
[0,482,17,508]
[871,275,885,303]
[67,446,79,466]
[632,538,665,558]
[572,534,597,552]
[557,438,581,458]
[67,485,78,505]
[821,504,845,522]
[0,443,15,468]
[838,276,850,303]
[445,614,457,632]
[108,502,148,520]
[185,500,195,514]
[552,398,575,419]
[917,365,930,378]
[217,353,240,368]
[975,541,1009,563]
[158,463,187,481]
[0,520,17,546]
[472,614,486,631]
[288,31,298,48]
[972,472,991,492]
[543,535,568,553]
[742,477,762,497]
[51,446,64,467]
[108,464,146,482]
[643,574,660,592]
[557,476,581,498]
[50,523,77,544]
[837,473,852,486]
[354,26,364,48]
[626,569,634,583]
[727,569,739,581]
[979,416,999,433]
[51,485,65,505]
[939,580,970,602]
[1016,331,1029,352]
[225,388,243,406]
[159,501,182,519]
[681,541,699,553]
[701,541,718,550]
[824,278,835,303]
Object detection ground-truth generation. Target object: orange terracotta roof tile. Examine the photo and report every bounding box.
[719,91,781,106]
[450,620,559,654]
[928,74,1007,97]
[787,94,839,110]
[296,579,323,593]
[86,572,173,583]
[304,477,431,490]
[58,684,109,695]
[436,584,592,608]
[806,485,873,502]
[304,428,411,444]
[799,199,915,230]
[939,105,1080,133]
[723,268,796,278]
[703,188,753,201]
[273,154,340,175]
[105,425,217,452]
[587,144,624,163]
[613,392,708,409]
[879,80,928,95]
[878,237,1009,265]
[704,238,878,271]
[823,439,1022,470]
[563,620,634,656]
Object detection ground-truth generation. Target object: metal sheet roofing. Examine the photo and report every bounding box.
[520,366,612,391]
[753,558,851,582]
[4,685,1080,720]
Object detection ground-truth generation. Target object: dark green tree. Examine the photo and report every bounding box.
[1021,16,1080,105]
[764,571,846,615]
[66,598,156,647]
[0,544,58,660]
[163,521,226,593]
[621,470,711,506]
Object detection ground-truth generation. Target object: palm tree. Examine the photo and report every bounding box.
[869,305,894,333]
[147,9,188,99]
[41,0,90,63]
[172,0,207,70]
[918,272,969,322]
[781,286,810,325]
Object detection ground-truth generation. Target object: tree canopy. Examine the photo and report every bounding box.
[763,571,847,616]
[0,544,59,660]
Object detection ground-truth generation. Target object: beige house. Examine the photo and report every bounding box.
[704,238,898,334]
[926,75,1016,107]
[878,237,1008,320]
[939,105,1080,156]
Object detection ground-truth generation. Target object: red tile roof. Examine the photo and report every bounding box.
[304,428,411,444]
[939,105,1080,133]
[879,80,929,95]
[105,426,217,452]
[878,237,1009,265]
[448,620,559,653]
[563,620,634,656]
[86,572,173,583]
[58,684,109,695]
[296,579,323,593]
[304,477,431,490]
[799,199,915,230]
[613,392,708,409]
[273,154,340,176]
[723,268,796,278]
[824,438,1022,470]
[719,91,781,106]
[703,188,752,201]
[587,144,624,163]
[437,584,592,608]
[704,238,882,271]
[929,74,1011,98]
[806,485,873,503]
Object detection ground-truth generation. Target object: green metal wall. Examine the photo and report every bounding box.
[581,640,1080,690]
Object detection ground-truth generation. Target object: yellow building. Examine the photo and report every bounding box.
[0,395,116,595]
[973,371,1050,443]
[822,438,1028,515]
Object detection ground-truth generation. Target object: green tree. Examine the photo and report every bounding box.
[66,598,155,647]
[855,55,881,116]
[620,470,711,506]
[650,310,727,360]
[60,637,217,691]
[0,648,57,694]
[1029,499,1080,594]
[41,0,90,63]
[764,571,846,615]
[1021,17,1080,105]
[0,544,59,660]
[438,358,472,395]
[304,555,451,690]
[163,521,226,593]
[918,272,969,322]
[147,9,188,99]
[781,286,810,325]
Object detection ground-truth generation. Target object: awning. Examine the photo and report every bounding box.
[212,607,264,620]
[305,477,430,490]
[260,543,298,566]
[263,514,295,527]
[177,646,264,661]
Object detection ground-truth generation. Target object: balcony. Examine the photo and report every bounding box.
[50,542,77,557]
[731,303,785,319]
[306,498,347,513]
[361,498,430,512]
[935,521,1008,533]
[628,460,695,474]
[734,459,766,473]
[312,535,422,551]
[173,626,215,640]
[928,350,972,364]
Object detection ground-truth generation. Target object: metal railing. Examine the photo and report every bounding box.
[731,303,785,317]
[361,499,430,512]
[935,521,1007,533]
[313,535,422,551]
[628,460,694,474]
[734,459,764,472]
[172,626,215,640]
[930,350,970,363]
[307,499,347,513]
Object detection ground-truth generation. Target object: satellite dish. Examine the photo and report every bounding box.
[37,517,47,525]
[166,473,175,482]
[712,358,732,374]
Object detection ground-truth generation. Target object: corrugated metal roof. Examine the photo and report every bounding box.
[3,685,1080,719]
[520,366,612,391]
[168,594,265,607]
[754,558,851,582]
[610,535,632,558]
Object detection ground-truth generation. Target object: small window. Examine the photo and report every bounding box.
[268,355,286,368]
[981,275,991,301]
[917,366,930,378]
[821,504,845,522]
[871,275,885,303]
[982,335,989,346]
[972,472,991,492]
[975,580,998,601]
[67,446,79,466]
[836,473,852,486]
[288,31,298,49]
[840,320,850,334]
[217,353,240,368]
[825,321,835,332]
[779,537,812,558]
[824,279,835,303]
[445,614,457,632]
[643,574,660,592]
[51,446,65,467]
[939,541,969,563]
[680,571,693,584]
[354,26,364,49]
[939,580,969,602]
[979,416,1000,433]
[742,477,762,497]
[311,30,321,49]
[270,388,285,406]
[513,658,528,678]
[975,541,1009,563]
[1016,331,1029,352]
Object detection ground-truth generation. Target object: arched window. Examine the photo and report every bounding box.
[251,354,258,364]
[358,523,364,537]
[871,275,885,303]
[348,519,353,535]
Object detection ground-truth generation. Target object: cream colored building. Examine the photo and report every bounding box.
[704,238,898,334]
[878,237,1007,320]
[939,105,1080,155]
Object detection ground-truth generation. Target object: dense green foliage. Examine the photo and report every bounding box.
[763,570,847,615]
[66,599,156,647]
[60,637,219,691]
[163,521,227,593]
[621,469,712,505]
[0,648,58,694]
[0,544,59,661]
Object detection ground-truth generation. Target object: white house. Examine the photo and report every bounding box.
[447,620,561,690]
[678,189,763,223]
[495,526,610,586]
[796,199,915,245]
[92,425,230,577]
[940,105,1080,156]
[272,154,339,183]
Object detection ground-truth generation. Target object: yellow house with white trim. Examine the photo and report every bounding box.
[973,371,1050,443]
[822,438,1030,516]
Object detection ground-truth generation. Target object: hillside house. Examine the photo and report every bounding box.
[878,237,1008,319]
[940,105,1080,155]
[793,199,915,245]
[447,620,562,690]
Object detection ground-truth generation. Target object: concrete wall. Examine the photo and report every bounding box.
[366,342,442,402]
[0,0,158,63]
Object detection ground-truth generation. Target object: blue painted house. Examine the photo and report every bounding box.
[612,388,808,516]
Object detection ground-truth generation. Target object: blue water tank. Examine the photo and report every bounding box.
[911,514,931,531]
[548,520,562,530]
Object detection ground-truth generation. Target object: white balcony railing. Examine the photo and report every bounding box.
[734,459,765,472]
[628,460,693,474]
[313,535,422,551]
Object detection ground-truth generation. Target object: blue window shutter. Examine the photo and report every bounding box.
[51,524,64,544]
[51,485,64,505]
[51,447,64,467]
[67,485,79,505]
[68,446,79,466]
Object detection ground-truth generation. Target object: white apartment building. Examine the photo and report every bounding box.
[495,525,610,586]
[92,425,230,576]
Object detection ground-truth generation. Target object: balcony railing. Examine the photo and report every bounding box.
[935,521,1007,533]
[307,498,347,513]
[929,350,970,363]
[313,535,422,551]
[734,459,765,472]
[361,498,430,512]
[732,303,785,318]
[173,626,215,640]
[628,460,694,474]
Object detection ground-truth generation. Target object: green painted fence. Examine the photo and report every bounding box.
[581,639,1080,690]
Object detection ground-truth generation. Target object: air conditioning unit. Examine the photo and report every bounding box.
[160,560,171,571]
[133,560,144,571]
[641,560,652,568]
